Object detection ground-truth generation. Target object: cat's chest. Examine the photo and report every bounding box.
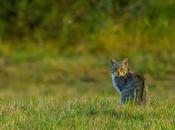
[112,75,125,92]
[112,74,133,92]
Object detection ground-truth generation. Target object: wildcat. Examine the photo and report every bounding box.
[110,58,148,105]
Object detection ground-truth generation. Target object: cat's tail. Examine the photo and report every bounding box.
[142,84,148,105]
[137,74,148,105]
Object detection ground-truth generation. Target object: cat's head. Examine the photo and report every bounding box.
[110,58,129,77]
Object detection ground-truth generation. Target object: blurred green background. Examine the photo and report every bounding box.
[0,0,174,99]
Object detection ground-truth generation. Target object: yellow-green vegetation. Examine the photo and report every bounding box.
[1,97,175,129]
[0,0,175,129]
[0,56,174,129]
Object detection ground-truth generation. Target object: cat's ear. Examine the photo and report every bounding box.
[122,58,128,67]
[110,58,116,65]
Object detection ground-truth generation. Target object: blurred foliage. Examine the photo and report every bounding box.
[0,0,174,96]
[0,0,174,55]
[0,0,148,41]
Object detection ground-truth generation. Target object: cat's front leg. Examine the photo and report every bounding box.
[117,98,125,108]
[120,94,128,104]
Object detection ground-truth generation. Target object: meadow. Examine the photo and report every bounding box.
[0,0,175,129]
[0,53,174,129]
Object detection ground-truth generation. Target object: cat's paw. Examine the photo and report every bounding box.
[118,103,124,108]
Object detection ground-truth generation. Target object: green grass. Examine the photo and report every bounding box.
[0,0,175,128]
[0,55,174,129]
[0,97,175,129]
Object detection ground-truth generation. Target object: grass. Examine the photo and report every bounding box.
[0,97,175,129]
[0,54,174,129]
[0,1,175,127]
[0,0,175,129]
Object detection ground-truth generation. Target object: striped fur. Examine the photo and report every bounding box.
[111,58,148,105]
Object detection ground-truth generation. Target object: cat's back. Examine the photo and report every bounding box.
[127,71,145,87]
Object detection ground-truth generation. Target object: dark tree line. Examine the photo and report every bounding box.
[0,0,148,41]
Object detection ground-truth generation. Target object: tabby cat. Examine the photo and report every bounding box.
[110,58,148,105]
